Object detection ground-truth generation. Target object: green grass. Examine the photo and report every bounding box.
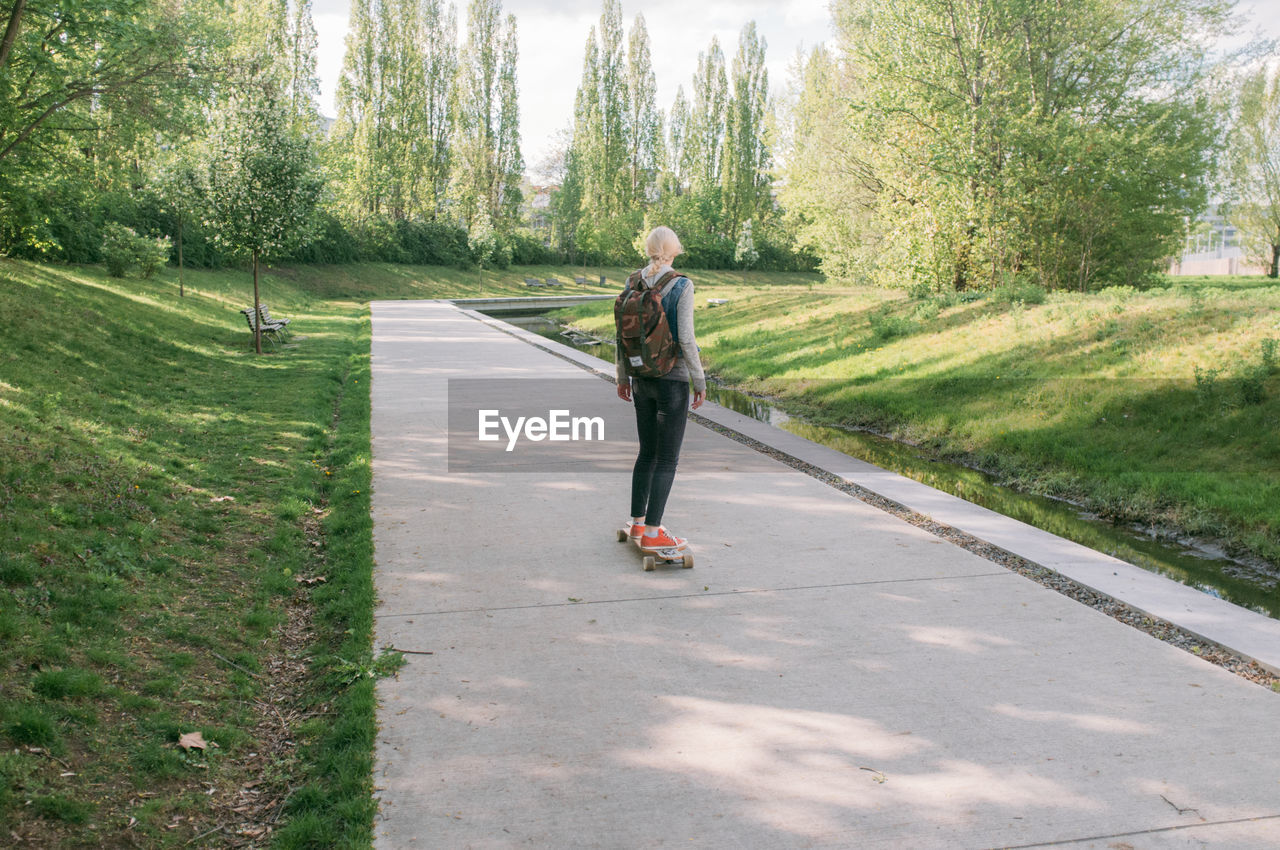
[556,273,1280,565]
[0,257,372,845]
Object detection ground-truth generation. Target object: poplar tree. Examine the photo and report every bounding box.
[451,0,522,233]
[422,1,458,217]
[626,13,662,203]
[287,0,322,129]
[666,85,691,190]
[779,44,879,281]
[595,0,630,213]
[378,0,426,219]
[333,0,383,218]
[568,0,630,219]
[687,38,728,195]
[721,22,769,242]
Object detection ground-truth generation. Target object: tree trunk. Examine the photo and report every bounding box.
[177,216,184,298]
[0,0,26,74]
[953,224,975,291]
[252,249,262,355]
[1270,241,1278,279]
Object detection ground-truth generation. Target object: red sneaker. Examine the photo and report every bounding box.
[640,526,687,551]
[627,520,645,540]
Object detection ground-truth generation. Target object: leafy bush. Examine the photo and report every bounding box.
[136,234,172,278]
[100,223,172,278]
[101,223,138,277]
[507,230,557,265]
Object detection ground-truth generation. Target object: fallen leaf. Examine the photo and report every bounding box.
[177,731,209,751]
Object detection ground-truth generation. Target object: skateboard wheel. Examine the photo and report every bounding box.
[682,553,694,569]
[616,529,627,542]
[643,555,656,571]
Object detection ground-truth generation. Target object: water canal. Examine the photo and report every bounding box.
[501,313,1280,620]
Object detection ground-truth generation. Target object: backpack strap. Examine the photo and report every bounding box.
[659,274,689,348]
[651,270,679,290]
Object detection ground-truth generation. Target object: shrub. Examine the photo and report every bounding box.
[101,223,137,277]
[136,234,172,278]
[100,223,172,278]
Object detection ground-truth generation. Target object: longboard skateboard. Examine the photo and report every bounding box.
[616,527,694,571]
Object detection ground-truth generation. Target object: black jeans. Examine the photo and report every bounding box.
[629,377,690,526]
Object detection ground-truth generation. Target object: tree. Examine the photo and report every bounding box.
[206,84,320,353]
[0,0,212,166]
[721,22,769,242]
[567,0,631,218]
[287,0,322,130]
[797,0,1230,290]
[666,85,691,190]
[451,0,523,230]
[686,37,728,196]
[422,0,459,217]
[1226,62,1280,278]
[147,145,207,297]
[0,0,223,257]
[626,13,662,204]
[780,45,883,281]
[332,0,383,219]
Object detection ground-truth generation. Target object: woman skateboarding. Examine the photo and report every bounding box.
[615,225,706,554]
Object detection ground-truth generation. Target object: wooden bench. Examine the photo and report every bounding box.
[240,307,287,350]
[524,278,545,288]
[258,304,291,338]
[574,275,587,285]
[545,277,563,287]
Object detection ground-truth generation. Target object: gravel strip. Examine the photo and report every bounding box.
[473,311,1280,693]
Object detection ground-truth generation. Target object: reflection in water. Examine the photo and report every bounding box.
[514,314,1280,620]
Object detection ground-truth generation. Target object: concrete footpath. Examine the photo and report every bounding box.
[370,300,1280,849]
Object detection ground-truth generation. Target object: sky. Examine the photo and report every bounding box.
[310,0,1280,181]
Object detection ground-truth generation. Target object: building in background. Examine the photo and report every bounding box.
[1169,205,1266,275]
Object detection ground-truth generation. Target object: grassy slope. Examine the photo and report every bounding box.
[556,274,1280,564]
[0,259,374,846]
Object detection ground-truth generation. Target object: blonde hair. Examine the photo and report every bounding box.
[644,226,683,265]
